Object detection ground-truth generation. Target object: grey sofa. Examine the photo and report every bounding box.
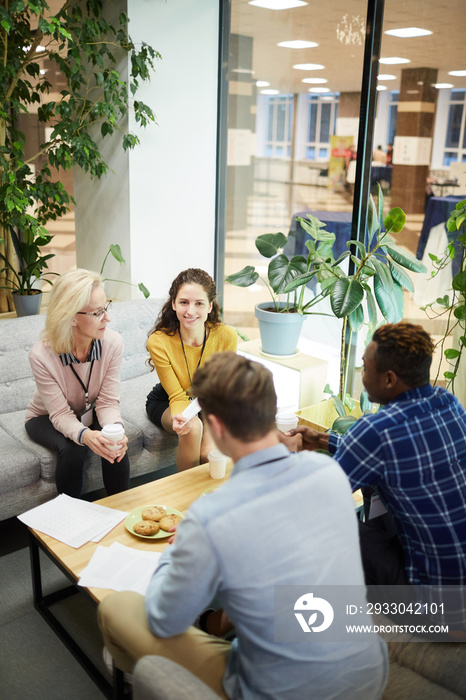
[0,298,178,521]
[132,651,466,700]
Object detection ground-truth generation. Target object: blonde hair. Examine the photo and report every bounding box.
[42,269,103,354]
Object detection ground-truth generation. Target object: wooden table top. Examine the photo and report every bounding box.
[29,460,363,605]
[29,462,233,604]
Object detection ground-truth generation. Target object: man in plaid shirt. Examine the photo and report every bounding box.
[287,322,466,589]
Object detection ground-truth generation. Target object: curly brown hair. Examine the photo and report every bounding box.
[148,268,221,338]
[372,322,434,387]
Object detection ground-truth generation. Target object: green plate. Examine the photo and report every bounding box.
[125,505,184,539]
[200,485,222,497]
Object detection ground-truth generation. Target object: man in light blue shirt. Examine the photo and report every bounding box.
[99,352,387,699]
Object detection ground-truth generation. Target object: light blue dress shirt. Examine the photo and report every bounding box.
[145,444,388,699]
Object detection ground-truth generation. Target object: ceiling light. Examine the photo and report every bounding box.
[377,74,396,81]
[249,0,307,9]
[302,77,328,84]
[449,71,466,77]
[256,80,270,87]
[379,57,411,65]
[293,63,324,71]
[434,83,454,89]
[261,89,280,95]
[278,40,318,49]
[384,27,432,38]
[308,87,330,93]
[232,68,255,74]
[376,86,388,91]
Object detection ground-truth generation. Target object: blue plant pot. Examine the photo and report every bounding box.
[254,302,305,356]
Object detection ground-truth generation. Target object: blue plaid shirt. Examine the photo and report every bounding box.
[328,384,466,586]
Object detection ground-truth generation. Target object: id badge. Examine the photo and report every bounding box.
[80,406,94,427]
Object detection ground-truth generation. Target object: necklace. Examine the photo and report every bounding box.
[178,327,207,390]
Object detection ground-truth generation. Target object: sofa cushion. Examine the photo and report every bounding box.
[120,374,178,453]
[0,410,144,483]
[0,424,41,493]
[0,313,45,412]
[107,298,163,382]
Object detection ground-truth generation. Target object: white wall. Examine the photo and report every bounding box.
[128,0,220,299]
[75,0,220,301]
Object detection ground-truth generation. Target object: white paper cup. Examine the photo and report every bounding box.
[101,424,125,450]
[276,413,299,432]
[208,449,228,479]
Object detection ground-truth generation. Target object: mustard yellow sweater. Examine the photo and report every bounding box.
[147,324,237,415]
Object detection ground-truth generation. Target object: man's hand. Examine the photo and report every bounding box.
[288,426,330,452]
[278,430,302,452]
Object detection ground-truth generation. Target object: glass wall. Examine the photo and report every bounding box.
[222,0,466,389]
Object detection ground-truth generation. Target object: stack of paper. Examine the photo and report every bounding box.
[78,542,162,594]
[18,494,127,548]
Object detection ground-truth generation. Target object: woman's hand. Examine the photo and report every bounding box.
[172,414,193,436]
[82,430,128,463]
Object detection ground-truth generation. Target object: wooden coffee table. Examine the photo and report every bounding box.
[28,462,233,699]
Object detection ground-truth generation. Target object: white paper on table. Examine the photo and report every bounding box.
[78,542,162,595]
[18,494,127,548]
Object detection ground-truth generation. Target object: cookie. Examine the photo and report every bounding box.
[142,505,166,522]
[133,520,160,536]
[159,513,183,531]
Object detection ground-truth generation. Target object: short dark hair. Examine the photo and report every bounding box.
[191,352,277,441]
[372,322,434,387]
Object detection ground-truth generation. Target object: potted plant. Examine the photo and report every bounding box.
[227,186,427,407]
[0,227,57,316]
[421,197,466,403]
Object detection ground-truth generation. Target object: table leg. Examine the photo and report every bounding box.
[28,531,125,699]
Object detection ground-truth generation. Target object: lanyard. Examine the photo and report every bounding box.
[178,328,207,390]
[69,359,95,411]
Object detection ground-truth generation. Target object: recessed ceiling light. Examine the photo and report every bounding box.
[261,89,280,95]
[377,74,396,81]
[376,85,388,91]
[278,40,318,49]
[384,27,432,38]
[379,57,411,65]
[449,71,466,77]
[256,80,270,87]
[434,83,454,89]
[249,0,307,9]
[293,63,324,71]
[232,68,255,74]
[302,77,328,84]
[308,87,330,93]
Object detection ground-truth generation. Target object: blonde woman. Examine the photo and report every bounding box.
[25,269,130,497]
[146,268,237,471]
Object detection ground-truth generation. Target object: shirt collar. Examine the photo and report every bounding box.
[232,443,290,476]
[60,339,102,366]
[389,383,433,404]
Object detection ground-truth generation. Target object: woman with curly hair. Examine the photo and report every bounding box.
[146,268,237,471]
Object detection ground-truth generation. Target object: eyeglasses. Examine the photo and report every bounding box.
[76,301,112,321]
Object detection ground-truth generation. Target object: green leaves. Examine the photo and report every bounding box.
[225,266,259,288]
[255,232,288,258]
[330,277,364,318]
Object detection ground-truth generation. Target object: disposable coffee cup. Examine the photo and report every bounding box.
[101,424,125,450]
[208,449,228,479]
[275,413,299,433]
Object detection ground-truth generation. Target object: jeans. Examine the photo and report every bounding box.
[25,414,130,498]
